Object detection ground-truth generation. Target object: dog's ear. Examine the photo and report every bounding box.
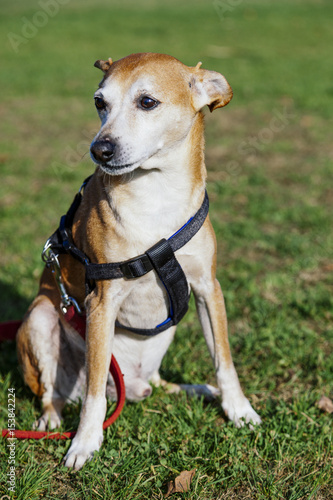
[94,58,113,73]
[190,62,233,112]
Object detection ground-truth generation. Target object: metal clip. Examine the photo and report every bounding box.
[44,247,82,315]
[41,238,53,265]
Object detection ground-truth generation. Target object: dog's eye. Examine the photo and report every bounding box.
[139,95,159,110]
[94,97,106,110]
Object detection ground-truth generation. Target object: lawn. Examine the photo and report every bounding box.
[0,0,332,498]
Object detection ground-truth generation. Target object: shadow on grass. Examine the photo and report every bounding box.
[0,281,30,390]
[0,280,30,322]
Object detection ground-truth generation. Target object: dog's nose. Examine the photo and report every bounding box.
[90,140,116,163]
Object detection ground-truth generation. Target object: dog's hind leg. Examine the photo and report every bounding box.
[17,294,86,431]
[157,378,220,401]
[17,295,64,430]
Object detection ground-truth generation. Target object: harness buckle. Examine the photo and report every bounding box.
[120,254,153,280]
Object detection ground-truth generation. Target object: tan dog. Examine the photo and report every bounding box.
[17,53,261,470]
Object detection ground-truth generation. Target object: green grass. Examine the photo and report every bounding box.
[1,0,333,498]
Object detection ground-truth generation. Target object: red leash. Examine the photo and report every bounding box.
[1,308,126,440]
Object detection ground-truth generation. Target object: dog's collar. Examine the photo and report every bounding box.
[43,176,209,336]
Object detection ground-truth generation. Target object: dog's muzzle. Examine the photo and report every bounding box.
[90,139,116,164]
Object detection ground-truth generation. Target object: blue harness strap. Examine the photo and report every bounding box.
[116,238,190,336]
[44,177,209,336]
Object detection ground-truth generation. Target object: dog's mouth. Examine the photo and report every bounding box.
[90,145,155,176]
[98,162,137,175]
[95,153,155,176]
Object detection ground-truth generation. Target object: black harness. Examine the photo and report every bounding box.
[44,176,209,336]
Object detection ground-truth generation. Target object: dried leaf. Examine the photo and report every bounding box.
[165,469,196,497]
[317,395,333,414]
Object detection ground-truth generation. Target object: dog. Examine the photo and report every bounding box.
[17,52,261,470]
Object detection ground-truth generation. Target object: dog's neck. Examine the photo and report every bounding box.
[99,113,207,245]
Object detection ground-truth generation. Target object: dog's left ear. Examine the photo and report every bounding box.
[190,62,233,112]
[94,58,113,73]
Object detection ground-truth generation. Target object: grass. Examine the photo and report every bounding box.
[0,0,333,498]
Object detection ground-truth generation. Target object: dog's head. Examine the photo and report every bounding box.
[90,53,232,176]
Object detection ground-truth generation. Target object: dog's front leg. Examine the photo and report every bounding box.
[192,277,261,428]
[64,282,124,470]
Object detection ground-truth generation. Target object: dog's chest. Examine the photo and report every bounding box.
[113,237,203,332]
[115,268,183,331]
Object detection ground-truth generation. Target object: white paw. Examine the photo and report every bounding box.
[33,413,62,431]
[63,434,103,470]
[222,397,261,429]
